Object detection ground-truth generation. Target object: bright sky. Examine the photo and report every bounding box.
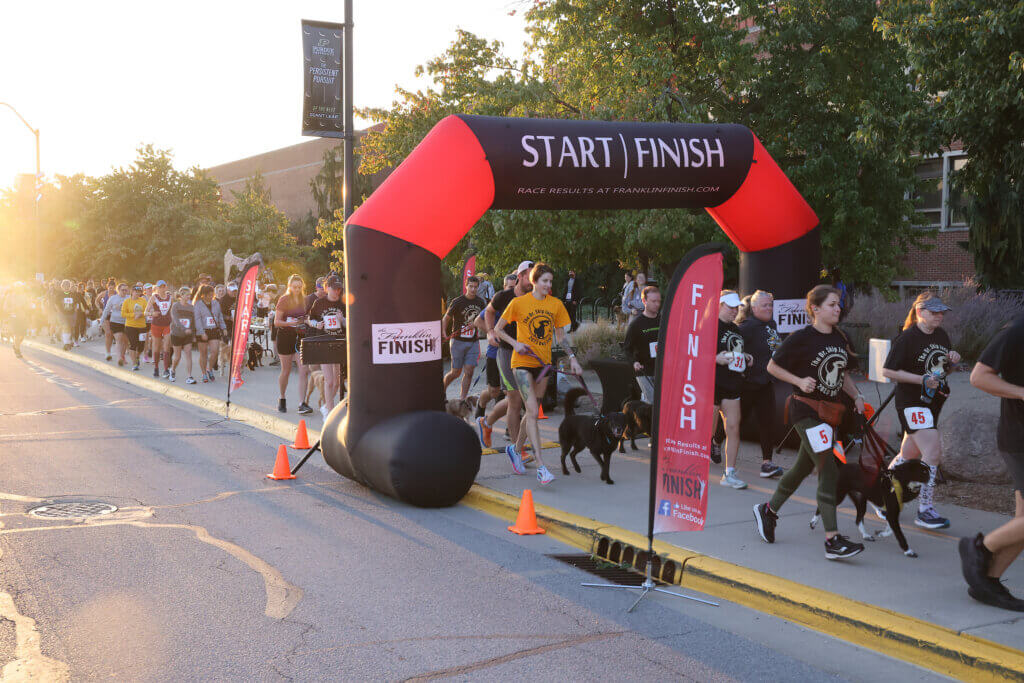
[0,0,530,190]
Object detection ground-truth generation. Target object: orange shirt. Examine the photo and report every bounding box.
[502,292,570,368]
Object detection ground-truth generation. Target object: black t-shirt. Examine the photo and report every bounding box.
[218,294,236,322]
[446,295,484,342]
[490,288,518,350]
[772,325,851,424]
[883,325,952,409]
[716,320,746,394]
[978,315,1024,453]
[307,296,346,336]
[624,313,661,376]
[739,317,781,386]
[55,290,77,317]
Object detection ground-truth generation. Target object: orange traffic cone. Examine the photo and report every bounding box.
[291,420,311,449]
[266,445,297,480]
[508,489,545,535]
[537,404,548,420]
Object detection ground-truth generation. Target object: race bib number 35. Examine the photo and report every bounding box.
[324,313,341,330]
[805,423,834,453]
[904,407,934,430]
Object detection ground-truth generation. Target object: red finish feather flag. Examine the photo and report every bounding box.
[228,262,260,398]
[649,244,724,534]
[462,255,476,293]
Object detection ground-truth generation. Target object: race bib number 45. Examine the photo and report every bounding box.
[904,407,934,430]
[805,422,834,453]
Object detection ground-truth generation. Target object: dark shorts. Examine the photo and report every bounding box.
[109,322,125,334]
[999,449,1024,493]
[203,329,222,342]
[497,347,516,392]
[276,328,300,356]
[896,400,945,435]
[124,326,146,352]
[715,386,742,405]
[170,334,193,348]
[486,356,501,389]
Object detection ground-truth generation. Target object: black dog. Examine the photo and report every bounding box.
[246,342,264,371]
[558,388,627,484]
[618,399,652,453]
[810,459,931,557]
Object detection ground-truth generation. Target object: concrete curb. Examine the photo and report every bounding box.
[462,485,1024,682]
[29,340,1024,680]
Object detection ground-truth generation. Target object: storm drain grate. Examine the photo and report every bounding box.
[548,553,664,586]
[28,502,118,519]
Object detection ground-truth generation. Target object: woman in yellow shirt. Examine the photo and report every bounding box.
[120,283,148,371]
[495,263,583,485]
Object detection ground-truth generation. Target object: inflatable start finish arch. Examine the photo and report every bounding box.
[322,115,819,507]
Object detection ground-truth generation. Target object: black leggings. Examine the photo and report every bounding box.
[742,382,778,461]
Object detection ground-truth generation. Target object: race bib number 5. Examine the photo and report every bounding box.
[805,423,834,453]
[904,407,934,430]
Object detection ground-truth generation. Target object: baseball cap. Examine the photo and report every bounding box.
[326,275,343,290]
[156,280,167,287]
[144,283,153,289]
[720,291,742,308]
[227,282,238,291]
[921,298,951,313]
[132,283,144,292]
[516,260,535,275]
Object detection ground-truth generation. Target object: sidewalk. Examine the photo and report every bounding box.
[30,337,1024,673]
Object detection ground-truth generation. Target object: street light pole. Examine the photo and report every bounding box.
[1,102,42,280]
[343,0,354,222]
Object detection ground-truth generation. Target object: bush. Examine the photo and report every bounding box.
[841,283,1024,363]
[570,320,626,367]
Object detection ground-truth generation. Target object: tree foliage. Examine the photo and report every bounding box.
[877,0,1024,288]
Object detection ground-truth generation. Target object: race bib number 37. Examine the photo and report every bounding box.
[904,407,934,430]
[805,422,834,453]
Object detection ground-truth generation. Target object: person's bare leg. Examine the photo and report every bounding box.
[183,344,193,377]
[296,359,308,404]
[722,399,741,470]
[986,492,1024,578]
[516,371,549,470]
[460,365,474,400]
[486,396,508,427]
[207,340,220,374]
[325,364,341,410]
[197,341,208,376]
[104,323,112,355]
[506,392,523,444]
[278,354,293,398]
[443,364,462,392]
[172,346,181,372]
[116,333,127,363]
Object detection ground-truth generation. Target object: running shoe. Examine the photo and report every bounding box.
[753,503,777,543]
[476,417,492,448]
[118,358,125,367]
[153,367,159,378]
[959,533,992,591]
[537,465,554,485]
[760,462,783,478]
[720,471,747,489]
[320,405,330,419]
[710,441,722,464]
[870,502,887,521]
[63,343,72,351]
[169,371,176,382]
[278,398,287,413]
[202,375,209,383]
[131,364,140,372]
[916,507,950,529]
[521,449,535,465]
[824,534,865,560]
[105,354,111,361]
[297,402,314,415]
[186,376,196,385]
[13,349,22,359]
[969,578,1024,612]
[162,370,170,379]
[207,370,215,382]
[505,445,525,475]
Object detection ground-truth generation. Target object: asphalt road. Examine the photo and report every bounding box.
[0,347,946,681]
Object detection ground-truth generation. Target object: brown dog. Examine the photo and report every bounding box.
[445,395,478,421]
[218,342,232,377]
[305,369,326,411]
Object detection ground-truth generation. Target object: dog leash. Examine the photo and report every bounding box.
[521,347,601,414]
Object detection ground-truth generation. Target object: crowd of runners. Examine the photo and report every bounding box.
[4,265,1022,611]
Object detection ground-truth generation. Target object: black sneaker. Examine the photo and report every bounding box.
[710,441,722,464]
[958,533,992,590]
[760,461,783,478]
[278,398,287,413]
[297,402,314,415]
[969,578,1024,612]
[753,503,777,544]
[825,534,864,560]
[153,367,159,378]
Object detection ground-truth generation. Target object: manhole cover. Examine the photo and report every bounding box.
[29,502,118,519]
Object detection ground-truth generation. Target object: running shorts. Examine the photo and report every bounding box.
[170,334,193,347]
[276,328,300,356]
[896,399,945,435]
[497,347,516,392]
[449,339,479,370]
[150,325,170,339]
[714,386,741,404]
[124,326,146,352]
[109,321,125,334]
[486,356,501,389]
[204,329,222,342]
[998,448,1024,493]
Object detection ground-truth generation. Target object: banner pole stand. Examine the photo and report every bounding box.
[290,439,321,476]
[581,537,718,611]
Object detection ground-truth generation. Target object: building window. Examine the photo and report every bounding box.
[913,152,970,231]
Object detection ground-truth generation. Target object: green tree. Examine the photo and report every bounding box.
[877,0,1024,288]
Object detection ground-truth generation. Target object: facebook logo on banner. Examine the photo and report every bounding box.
[658,500,671,516]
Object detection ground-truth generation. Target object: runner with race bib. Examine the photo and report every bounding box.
[307,275,347,417]
[883,293,961,529]
[714,290,752,490]
[754,285,867,561]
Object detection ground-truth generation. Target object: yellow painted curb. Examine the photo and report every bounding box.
[28,340,1024,680]
[462,485,1024,682]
